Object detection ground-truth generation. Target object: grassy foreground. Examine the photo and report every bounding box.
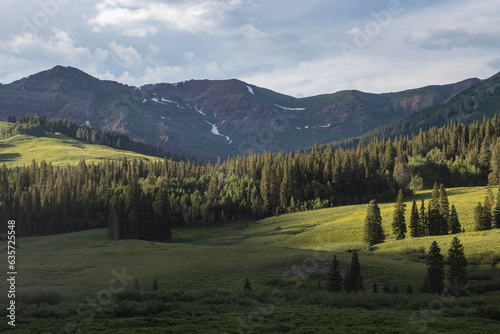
[1,186,500,333]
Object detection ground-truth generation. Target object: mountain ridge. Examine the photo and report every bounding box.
[0,66,497,160]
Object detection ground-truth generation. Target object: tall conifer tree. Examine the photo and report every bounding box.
[449,205,462,234]
[447,237,468,297]
[409,200,421,238]
[328,255,343,292]
[392,189,407,239]
[426,241,445,294]
[364,200,385,248]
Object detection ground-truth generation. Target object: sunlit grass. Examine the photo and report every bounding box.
[0,132,159,167]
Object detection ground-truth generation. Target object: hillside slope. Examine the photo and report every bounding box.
[0,66,486,160]
[334,72,500,148]
[0,121,159,168]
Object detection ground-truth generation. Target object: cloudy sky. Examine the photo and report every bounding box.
[1,0,499,97]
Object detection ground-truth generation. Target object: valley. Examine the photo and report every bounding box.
[1,186,499,333]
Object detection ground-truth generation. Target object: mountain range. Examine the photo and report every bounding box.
[0,66,498,160]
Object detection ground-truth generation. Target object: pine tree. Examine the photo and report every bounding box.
[343,268,350,293]
[449,205,462,234]
[244,277,252,291]
[482,196,493,230]
[372,280,378,293]
[328,255,343,292]
[347,250,361,293]
[426,241,445,294]
[438,185,450,235]
[420,199,428,236]
[392,189,407,240]
[474,202,483,231]
[152,278,159,291]
[409,200,421,238]
[427,183,443,236]
[447,237,468,297]
[125,181,142,239]
[363,200,385,248]
[474,201,492,231]
[152,187,172,242]
[493,198,500,229]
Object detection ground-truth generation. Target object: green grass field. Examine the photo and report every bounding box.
[0,130,159,168]
[1,186,500,332]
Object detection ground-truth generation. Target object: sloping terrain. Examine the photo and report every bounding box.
[0,66,484,160]
[0,121,159,167]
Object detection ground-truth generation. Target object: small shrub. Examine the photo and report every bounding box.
[400,246,426,259]
[467,251,500,266]
[21,292,62,306]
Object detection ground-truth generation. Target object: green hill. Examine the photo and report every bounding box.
[4,186,500,333]
[0,121,160,168]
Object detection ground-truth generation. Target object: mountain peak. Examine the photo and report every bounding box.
[488,71,500,80]
[1,66,498,161]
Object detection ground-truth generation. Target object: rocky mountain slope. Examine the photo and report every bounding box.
[0,66,484,160]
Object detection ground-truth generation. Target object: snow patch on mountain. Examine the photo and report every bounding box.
[204,120,232,144]
[247,85,254,95]
[152,97,182,108]
[274,104,305,111]
[194,104,205,116]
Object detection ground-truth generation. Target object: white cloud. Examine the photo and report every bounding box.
[89,0,244,36]
[0,0,499,97]
[109,41,143,70]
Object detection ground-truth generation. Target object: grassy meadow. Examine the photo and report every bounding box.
[1,186,500,332]
[0,128,159,168]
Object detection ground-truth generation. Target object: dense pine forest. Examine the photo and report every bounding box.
[2,115,500,240]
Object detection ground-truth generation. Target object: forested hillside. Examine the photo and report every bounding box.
[335,72,500,150]
[2,114,500,240]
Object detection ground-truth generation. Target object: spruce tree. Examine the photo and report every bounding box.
[392,189,407,240]
[494,185,500,229]
[447,237,468,297]
[347,250,361,293]
[493,199,500,229]
[420,199,428,236]
[449,205,462,234]
[343,268,351,293]
[426,241,445,294]
[244,277,252,291]
[427,183,442,236]
[474,202,483,231]
[152,278,159,291]
[482,196,493,230]
[152,187,172,242]
[438,185,450,235]
[409,200,421,238]
[328,255,343,292]
[363,200,385,248]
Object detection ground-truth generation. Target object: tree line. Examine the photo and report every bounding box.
[5,114,170,159]
[328,237,468,297]
[2,115,500,240]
